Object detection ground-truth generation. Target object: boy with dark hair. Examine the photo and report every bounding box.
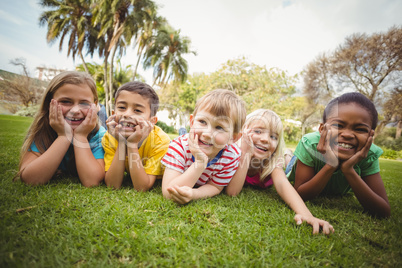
[102,81,170,191]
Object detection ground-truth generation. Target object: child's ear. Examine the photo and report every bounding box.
[189,114,194,127]
[230,132,242,144]
[318,123,324,133]
[150,116,157,125]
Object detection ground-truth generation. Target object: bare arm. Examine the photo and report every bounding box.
[343,171,390,217]
[74,136,105,187]
[127,146,156,191]
[294,160,337,200]
[271,167,334,234]
[226,129,253,196]
[20,100,72,185]
[19,137,71,185]
[225,152,252,196]
[166,182,223,205]
[104,137,126,189]
[161,164,206,199]
[73,105,104,187]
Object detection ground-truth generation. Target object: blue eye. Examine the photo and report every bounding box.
[271,135,278,140]
[253,129,261,134]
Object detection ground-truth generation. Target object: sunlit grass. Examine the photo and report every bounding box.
[0,115,401,267]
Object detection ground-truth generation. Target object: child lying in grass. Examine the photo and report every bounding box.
[226,109,334,234]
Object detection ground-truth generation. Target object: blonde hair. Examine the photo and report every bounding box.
[243,109,285,181]
[17,71,98,179]
[193,89,246,135]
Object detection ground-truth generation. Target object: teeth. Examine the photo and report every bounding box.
[255,145,268,151]
[121,122,135,128]
[337,142,353,149]
[66,117,82,121]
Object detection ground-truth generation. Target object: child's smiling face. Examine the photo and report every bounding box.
[248,119,279,160]
[113,91,155,138]
[190,109,234,160]
[53,83,95,130]
[320,103,372,161]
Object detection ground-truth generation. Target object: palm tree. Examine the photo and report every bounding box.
[144,24,196,86]
[92,0,157,115]
[39,0,93,73]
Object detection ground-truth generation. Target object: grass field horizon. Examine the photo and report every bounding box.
[0,114,401,267]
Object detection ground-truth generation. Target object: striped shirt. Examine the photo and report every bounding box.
[161,134,241,187]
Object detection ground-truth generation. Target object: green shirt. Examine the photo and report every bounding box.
[288,132,383,195]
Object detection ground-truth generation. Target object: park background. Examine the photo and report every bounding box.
[0,0,401,266]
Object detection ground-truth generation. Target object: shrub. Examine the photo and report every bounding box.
[15,105,40,117]
[156,121,176,134]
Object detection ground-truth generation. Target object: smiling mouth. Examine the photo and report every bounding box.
[199,139,212,146]
[254,144,268,152]
[65,117,84,124]
[335,142,355,149]
[120,122,136,128]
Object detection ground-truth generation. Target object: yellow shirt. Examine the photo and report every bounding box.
[102,125,170,177]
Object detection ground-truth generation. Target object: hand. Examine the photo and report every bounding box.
[49,99,73,141]
[294,214,334,235]
[106,115,123,140]
[188,129,208,165]
[340,130,374,172]
[126,118,153,148]
[167,185,194,204]
[317,124,339,168]
[240,128,255,156]
[74,104,97,138]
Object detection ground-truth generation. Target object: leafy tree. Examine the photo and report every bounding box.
[39,0,94,73]
[304,26,402,103]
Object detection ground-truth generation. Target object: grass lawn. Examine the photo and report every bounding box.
[0,115,401,267]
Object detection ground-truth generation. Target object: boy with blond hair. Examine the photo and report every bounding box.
[102,81,170,191]
[161,89,246,204]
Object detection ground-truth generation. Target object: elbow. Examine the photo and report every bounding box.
[225,187,240,197]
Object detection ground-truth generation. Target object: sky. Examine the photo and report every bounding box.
[0,0,401,85]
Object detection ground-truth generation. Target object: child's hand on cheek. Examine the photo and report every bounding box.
[106,115,121,140]
[49,99,73,141]
[317,124,339,168]
[74,104,97,138]
[341,130,374,172]
[188,129,208,165]
[126,118,153,147]
[241,128,255,156]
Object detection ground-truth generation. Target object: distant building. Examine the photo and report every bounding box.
[36,67,67,81]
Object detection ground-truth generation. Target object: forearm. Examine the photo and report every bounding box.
[20,137,71,185]
[272,168,313,216]
[225,153,251,196]
[73,137,104,187]
[343,170,390,217]
[164,162,207,189]
[105,143,126,189]
[127,147,155,191]
[295,164,337,200]
[192,183,223,200]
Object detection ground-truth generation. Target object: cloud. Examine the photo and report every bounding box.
[0,10,22,25]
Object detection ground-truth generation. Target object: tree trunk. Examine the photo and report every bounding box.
[103,56,110,116]
[79,52,89,73]
[108,45,118,113]
[133,46,144,80]
[396,120,402,139]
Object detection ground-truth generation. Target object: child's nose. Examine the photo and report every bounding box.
[70,104,81,113]
[340,129,354,138]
